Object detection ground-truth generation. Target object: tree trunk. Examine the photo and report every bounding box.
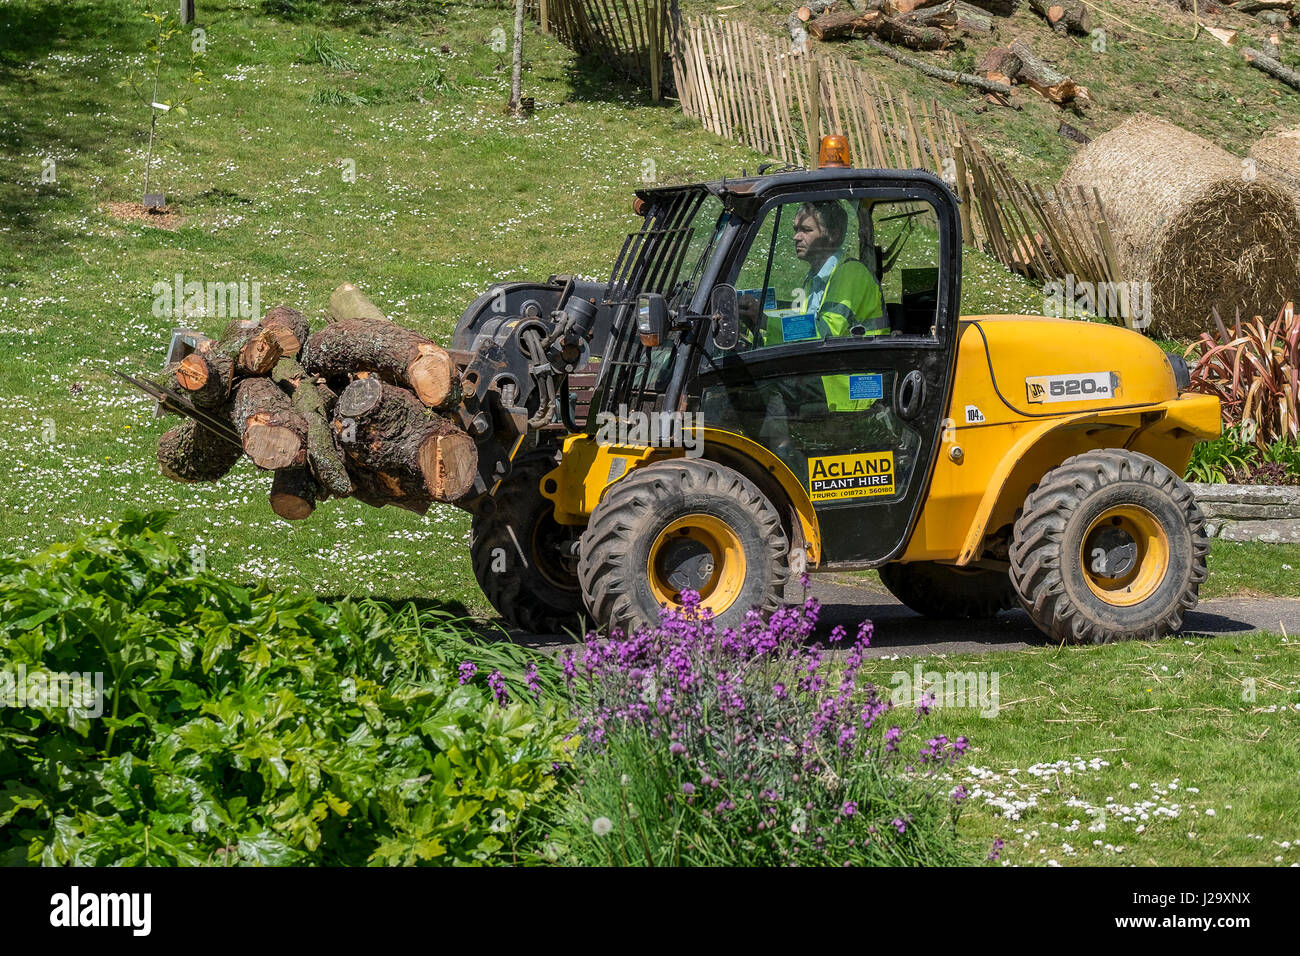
[229,376,308,470]
[333,380,477,505]
[270,466,319,520]
[1027,0,1091,36]
[1009,39,1086,104]
[978,45,1022,83]
[270,356,353,498]
[508,0,525,115]
[960,0,1017,11]
[810,9,955,49]
[1242,46,1300,92]
[867,36,1011,92]
[157,419,243,483]
[302,318,461,410]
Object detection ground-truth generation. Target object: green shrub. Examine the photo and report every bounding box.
[0,513,576,866]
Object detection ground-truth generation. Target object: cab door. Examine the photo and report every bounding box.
[690,179,961,567]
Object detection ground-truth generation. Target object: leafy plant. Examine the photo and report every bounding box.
[0,513,576,866]
[1185,424,1259,484]
[1186,302,1300,449]
[553,588,977,866]
[308,87,369,107]
[299,34,357,72]
[122,7,207,201]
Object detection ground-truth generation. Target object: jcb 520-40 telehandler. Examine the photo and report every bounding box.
[449,136,1221,644]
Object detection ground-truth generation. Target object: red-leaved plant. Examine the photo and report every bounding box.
[1185,302,1299,449]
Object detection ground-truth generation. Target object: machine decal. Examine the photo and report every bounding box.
[964,404,986,423]
[848,374,884,401]
[808,451,895,502]
[778,311,817,342]
[1025,371,1117,404]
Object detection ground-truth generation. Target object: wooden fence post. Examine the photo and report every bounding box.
[807,55,821,164]
[179,0,194,25]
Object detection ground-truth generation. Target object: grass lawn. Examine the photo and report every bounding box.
[852,631,1300,866]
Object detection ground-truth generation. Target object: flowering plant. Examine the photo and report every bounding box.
[556,582,975,866]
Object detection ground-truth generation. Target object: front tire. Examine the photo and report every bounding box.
[578,459,789,633]
[1009,449,1208,644]
[469,454,585,634]
[879,561,1016,619]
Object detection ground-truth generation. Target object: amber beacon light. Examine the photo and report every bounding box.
[818,134,852,169]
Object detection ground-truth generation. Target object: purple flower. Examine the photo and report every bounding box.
[892,817,907,834]
[524,662,542,697]
[669,742,687,756]
[988,837,1005,861]
[457,660,477,684]
[488,669,508,704]
[681,782,696,795]
[841,801,858,817]
[952,784,968,804]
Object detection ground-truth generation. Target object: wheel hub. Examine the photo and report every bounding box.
[647,514,746,612]
[1079,505,1169,607]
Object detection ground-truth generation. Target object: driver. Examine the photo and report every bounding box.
[738,200,885,344]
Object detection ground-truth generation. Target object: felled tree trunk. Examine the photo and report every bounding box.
[978,45,1022,83]
[1009,38,1087,104]
[810,9,954,48]
[270,466,319,520]
[328,282,388,323]
[333,379,477,506]
[1242,46,1300,92]
[157,419,243,483]
[270,356,352,498]
[229,377,308,470]
[961,0,1017,11]
[1027,0,1091,36]
[302,318,461,410]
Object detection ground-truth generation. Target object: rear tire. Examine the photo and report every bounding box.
[578,459,789,634]
[1009,449,1208,644]
[879,561,1016,619]
[470,454,585,634]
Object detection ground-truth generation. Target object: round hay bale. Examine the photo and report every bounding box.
[1250,127,1300,196]
[1057,114,1300,339]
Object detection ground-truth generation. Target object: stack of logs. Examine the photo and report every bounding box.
[156,284,478,520]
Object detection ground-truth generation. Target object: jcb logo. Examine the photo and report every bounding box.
[1029,382,1045,400]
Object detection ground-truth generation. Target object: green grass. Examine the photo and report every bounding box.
[852,631,1300,865]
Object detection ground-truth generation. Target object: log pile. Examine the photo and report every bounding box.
[155,284,477,520]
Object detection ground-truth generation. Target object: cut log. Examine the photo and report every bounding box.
[229,377,308,470]
[1241,46,1300,92]
[333,380,478,504]
[978,44,1022,83]
[157,419,243,483]
[788,0,842,50]
[238,327,283,376]
[810,8,955,48]
[1231,0,1291,12]
[1009,38,1087,104]
[328,282,388,323]
[1028,0,1091,35]
[951,1,995,32]
[884,0,947,12]
[165,349,232,410]
[963,0,1018,12]
[270,356,352,498]
[270,466,319,520]
[865,36,1011,92]
[260,305,311,356]
[905,1,961,29]
[302,318,462,410]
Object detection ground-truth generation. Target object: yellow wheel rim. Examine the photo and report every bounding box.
[1080,505,1169,607]
[647,514,747,616]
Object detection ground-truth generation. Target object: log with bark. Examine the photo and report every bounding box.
[1008,38,1088,104]
[333,379,477,509]
[809,8,957,48]
[1241,45,1300,91]
[1028,0,1091,36]
[866,36,1012,92]
[302,318,461,410]
[154,283,482,521]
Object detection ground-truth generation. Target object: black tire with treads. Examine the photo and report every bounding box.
[879,561,1017,619]
[470,454,585,634]
[578,458,789,634]
[1009,449,1208,644]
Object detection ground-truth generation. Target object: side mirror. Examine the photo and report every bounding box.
[636,293,667,347]
[711,284,740,352]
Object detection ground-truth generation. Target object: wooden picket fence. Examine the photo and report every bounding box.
[538,10,1136,326]
[541,0,671,100]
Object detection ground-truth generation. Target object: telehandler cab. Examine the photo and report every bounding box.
[451,136,1222,644]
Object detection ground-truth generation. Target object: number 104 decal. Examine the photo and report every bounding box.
[1024,371,1118,403]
